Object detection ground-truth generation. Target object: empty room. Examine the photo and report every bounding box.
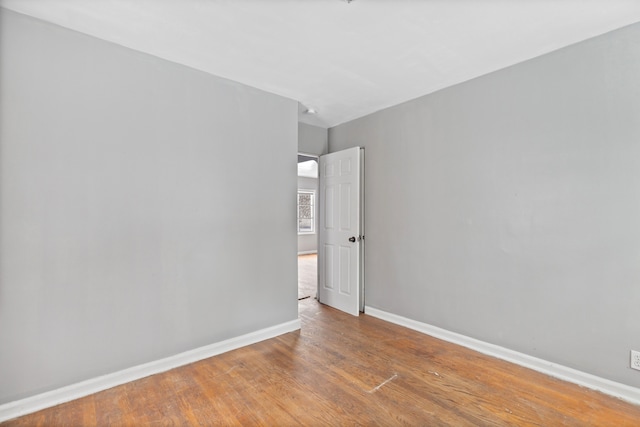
[2,0,640,425]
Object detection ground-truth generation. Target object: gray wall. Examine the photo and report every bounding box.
[0,9,298,404]
[297,123,324,254]
[298,122,328,156]
[297,176,318,254]
[330,23,640,388]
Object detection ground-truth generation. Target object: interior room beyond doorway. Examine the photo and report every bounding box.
[298,254,317,300]
[297,154,318,301]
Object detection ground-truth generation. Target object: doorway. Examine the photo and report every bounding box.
[297,148,364,315]
[297,153,319,300]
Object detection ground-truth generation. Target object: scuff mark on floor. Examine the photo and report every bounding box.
[224,366,238,375]
[367,373,398,393]
[212,365,238,378]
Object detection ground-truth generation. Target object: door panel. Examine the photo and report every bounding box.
[323,244,334,290]
[318,147,362,316]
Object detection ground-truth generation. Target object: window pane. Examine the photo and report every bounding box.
[299,219,312,232]
[299,205,311,219]
[298,193,311,205]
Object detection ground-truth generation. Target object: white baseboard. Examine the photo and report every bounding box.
[297,250,317,255]
[0,318,301,423]
[364,306,640,406]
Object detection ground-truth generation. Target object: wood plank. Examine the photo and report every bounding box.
[298,254,317,300]
[3,298,640,426]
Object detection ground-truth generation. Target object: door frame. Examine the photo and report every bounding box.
[358,148,365,312]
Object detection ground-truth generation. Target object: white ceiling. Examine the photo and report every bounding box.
[3,0,640,128]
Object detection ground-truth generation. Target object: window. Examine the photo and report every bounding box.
[297,191,315,233]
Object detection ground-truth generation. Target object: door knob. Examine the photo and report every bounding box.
[349,236,357,242]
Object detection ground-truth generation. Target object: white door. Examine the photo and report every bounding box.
[318,147,363,316]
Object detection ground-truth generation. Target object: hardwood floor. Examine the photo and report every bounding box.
[4,299,640,426]
[298,254,317,300]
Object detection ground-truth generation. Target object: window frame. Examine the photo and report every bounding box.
[297,190,316,235]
